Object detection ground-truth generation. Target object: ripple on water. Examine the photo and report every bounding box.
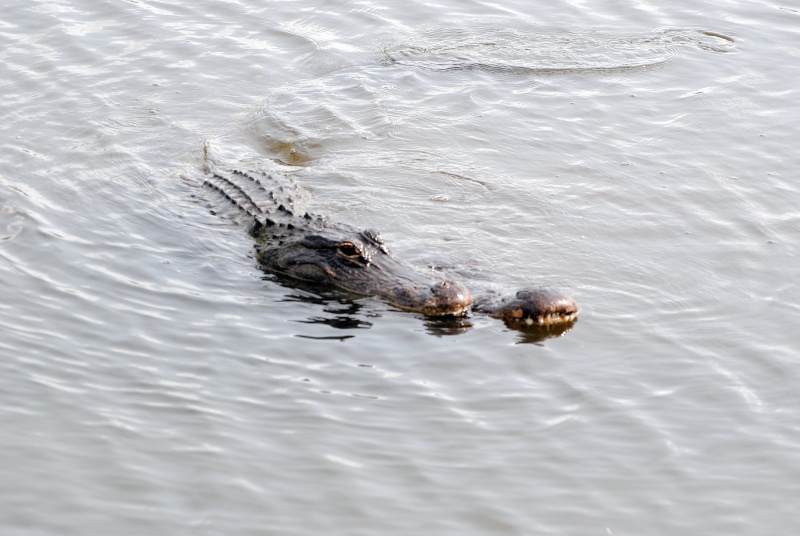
[1,0,799,534]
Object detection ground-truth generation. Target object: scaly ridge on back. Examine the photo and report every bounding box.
[203,166,303,224]
[203,171,263,221]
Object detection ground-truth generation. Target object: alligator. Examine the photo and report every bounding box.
[202,165,579,335]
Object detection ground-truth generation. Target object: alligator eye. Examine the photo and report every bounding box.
[336,242,362,258]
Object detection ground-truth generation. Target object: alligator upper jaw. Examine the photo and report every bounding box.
[378,280,474,317]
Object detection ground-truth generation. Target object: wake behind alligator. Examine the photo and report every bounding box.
[202,164,579,338]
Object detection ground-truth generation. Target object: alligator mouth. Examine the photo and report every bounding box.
[514,308,579,326]
[475,287,580,326]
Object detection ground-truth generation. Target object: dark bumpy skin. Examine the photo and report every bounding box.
[203,166,579,331]
[254,222,473,316]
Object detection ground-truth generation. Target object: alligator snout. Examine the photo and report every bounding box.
[428,280,473,316]
[387,279,473,317]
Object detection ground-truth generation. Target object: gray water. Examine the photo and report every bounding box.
[1,0,799,534]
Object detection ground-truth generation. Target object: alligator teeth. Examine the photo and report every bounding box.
[522,312,579,326]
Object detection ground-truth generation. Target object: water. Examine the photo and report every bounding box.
[1,0,798,534]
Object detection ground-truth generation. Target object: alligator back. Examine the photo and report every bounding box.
[203,165,306,226]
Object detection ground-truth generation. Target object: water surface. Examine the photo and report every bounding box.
[1,0,799,534]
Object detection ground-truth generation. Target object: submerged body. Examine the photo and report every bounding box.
[204,166,579,333]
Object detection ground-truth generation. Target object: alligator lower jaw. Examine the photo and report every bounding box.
[419,303,472,317]
[389,298,472,317]
[507,309,580,326]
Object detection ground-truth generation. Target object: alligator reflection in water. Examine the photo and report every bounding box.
[283,291,372,338]
[203,164,579,341]
[274,286,574,343]
[281,287,471,340]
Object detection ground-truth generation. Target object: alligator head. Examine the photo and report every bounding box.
[253,219,473,316]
